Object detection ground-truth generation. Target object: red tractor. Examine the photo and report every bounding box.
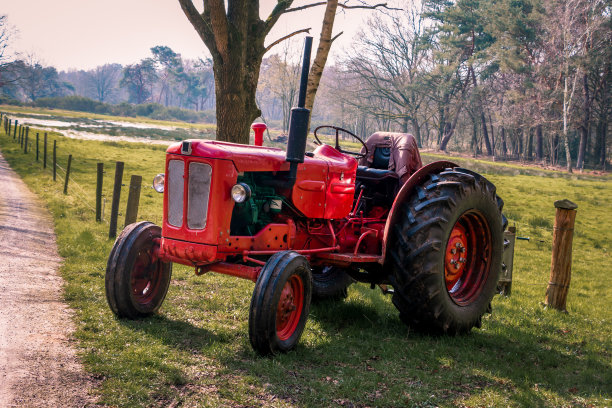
[106,37,507,356]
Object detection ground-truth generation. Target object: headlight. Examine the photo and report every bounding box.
[231,183,251,203]
[153,173,165,193]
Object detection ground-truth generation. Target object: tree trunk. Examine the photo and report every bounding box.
[527,128,533,160]
[213,51,262,144]
[563,77,573,173]
[536,125,544,160]
[305,0,338,115]
[501,127,507,159]
[439,104,463,151]
[411,118,422,147]
[576,73,590,170]
[471,70,492,155]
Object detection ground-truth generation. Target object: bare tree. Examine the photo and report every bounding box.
[343,4,430,144]
[86,64,121,103]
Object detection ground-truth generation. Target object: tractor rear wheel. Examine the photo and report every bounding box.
[389,168,504,334]
[311,266,353,300]
[249,251,312,356]
[106,221,172,319]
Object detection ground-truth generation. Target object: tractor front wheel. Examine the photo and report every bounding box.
[249,251,312,356]
[106,221,172,319]
[389,168,504,334]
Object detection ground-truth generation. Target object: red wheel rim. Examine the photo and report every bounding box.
[276,275,304,341]
[130,247,163,305]
[444,210,492,305]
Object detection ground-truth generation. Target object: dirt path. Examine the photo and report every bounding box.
[0,153,96,407]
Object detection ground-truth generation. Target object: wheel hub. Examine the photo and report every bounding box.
[445,224,468,290]
[130,249,161,304]
[444,210,493,305]
[276,275,304,341]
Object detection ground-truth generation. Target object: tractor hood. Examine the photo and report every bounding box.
[167,139,354,173]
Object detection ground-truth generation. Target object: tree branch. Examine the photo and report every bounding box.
[264,1,295,36]
[284,1,401,13]
[178,0,218,58]
[264,28,312,53]
[205,0,229,59]
[331,31,344,43]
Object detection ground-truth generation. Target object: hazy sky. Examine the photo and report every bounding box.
[1,0,385,71]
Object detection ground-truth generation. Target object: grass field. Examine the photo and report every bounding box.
[1,119,610,408]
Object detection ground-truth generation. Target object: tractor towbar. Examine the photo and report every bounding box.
[285,36,313,186]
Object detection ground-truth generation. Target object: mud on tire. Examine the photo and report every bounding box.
[388,168,504,334]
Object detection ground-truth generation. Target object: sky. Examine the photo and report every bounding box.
[0,0,390,71]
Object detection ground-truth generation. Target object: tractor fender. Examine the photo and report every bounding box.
[380,160,457,265]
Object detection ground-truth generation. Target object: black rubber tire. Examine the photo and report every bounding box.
[249,251,312,356]
[106,221,172,319]
[311,266,353,300]
[388,167,504,334]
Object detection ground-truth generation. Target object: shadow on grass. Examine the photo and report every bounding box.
[120,287,610,406]
[119,314,224,354]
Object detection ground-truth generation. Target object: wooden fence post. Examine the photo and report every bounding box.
[20,126,23,148]
[36,133,39,161]
[44,133,48,168]
[24,130,28,154]
[96,163,104,222]
[53,140,57,181]
[109,161,124,239]
[124,175,142,227]
[545,199,578,312]
[63,155,73,194]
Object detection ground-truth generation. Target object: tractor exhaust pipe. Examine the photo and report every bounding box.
[285,36,313,185]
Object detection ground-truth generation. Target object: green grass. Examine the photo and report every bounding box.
[0,123,610,407]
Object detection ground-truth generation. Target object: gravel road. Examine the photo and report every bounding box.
[0,152,96,407]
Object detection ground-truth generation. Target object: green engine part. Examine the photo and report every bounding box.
[230,173,285,235]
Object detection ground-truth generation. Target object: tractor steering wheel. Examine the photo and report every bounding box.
[313,125,368,159]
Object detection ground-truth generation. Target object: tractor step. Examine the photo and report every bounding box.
[314,252,381,267]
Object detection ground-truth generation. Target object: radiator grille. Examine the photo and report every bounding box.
[187,162,212,229]
[167,160,184,227]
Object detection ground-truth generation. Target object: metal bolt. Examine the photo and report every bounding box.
[451,248,457,254]
[459,257,466,263]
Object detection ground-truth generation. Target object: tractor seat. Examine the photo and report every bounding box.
[356,166,399,181]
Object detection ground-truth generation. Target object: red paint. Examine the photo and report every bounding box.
[445,210,492,305]
[251,122,267,146]
[160,139,460,285]
[276,275,304,340]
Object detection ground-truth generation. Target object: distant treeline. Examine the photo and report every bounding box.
[1,95,216,123]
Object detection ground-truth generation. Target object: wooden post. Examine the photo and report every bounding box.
[53,140,57,181]
[63,155,73,194]
[109,161,124,239]
[25,127,29,151]
[20,126,23,148]
[24,132,28,153]
[44,133,48,168]
[124,175,142,227]
[545,199,578,312]
[96,163,103,222]
[36,133,39,161]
